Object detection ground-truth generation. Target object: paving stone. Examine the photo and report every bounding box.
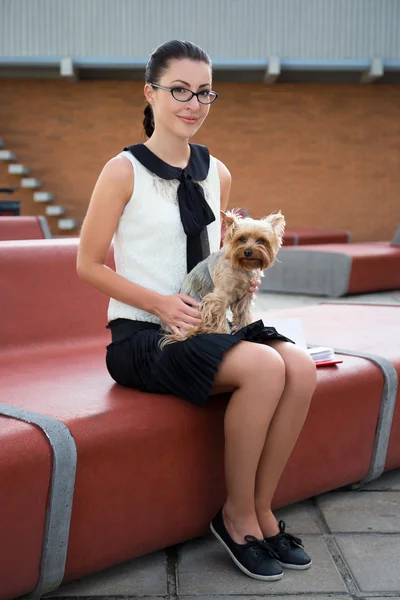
[179,596,352,600]
[362,468,400,491]
[45,551,167,597]
[335,534,400,593]
[317,491,400,532]
[177,533,346,595]
[274,499,323,534]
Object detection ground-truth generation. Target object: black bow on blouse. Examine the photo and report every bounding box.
[124,143,216,273]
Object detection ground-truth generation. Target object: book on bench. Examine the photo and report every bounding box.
[253,314,343,367]
[306,346,343,367]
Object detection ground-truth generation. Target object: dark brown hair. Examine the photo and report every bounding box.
[143,40,212,137]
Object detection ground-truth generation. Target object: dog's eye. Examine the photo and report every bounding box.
[257,238,266,245]
[238,236,247,243]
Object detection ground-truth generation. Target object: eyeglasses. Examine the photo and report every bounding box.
[149,83,218,105]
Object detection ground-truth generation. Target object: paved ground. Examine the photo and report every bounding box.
[47,289,400,600]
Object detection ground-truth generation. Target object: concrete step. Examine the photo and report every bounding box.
[21,178,41,189]
[0,150,16,161]
[58,218,78,231]
[33,191,53,203]
[8,164,30,175]
[45,205,65,216]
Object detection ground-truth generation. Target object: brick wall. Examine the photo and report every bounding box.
[1,79,399,241]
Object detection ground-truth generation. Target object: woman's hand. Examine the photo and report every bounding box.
[248,278,261,299]
[154,294,202,337]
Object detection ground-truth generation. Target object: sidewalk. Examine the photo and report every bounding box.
[46,289,400,600]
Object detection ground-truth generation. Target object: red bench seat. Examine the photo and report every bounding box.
[0,238,396,599]
[261,241,400,296]
[263,302,400,472]
[0,215,51,240]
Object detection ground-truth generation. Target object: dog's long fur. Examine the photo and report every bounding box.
[160,209,285,345]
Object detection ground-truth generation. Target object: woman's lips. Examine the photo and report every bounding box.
[178,116,198,124]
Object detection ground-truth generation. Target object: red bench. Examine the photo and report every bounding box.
[285,227,351,245]
[1,238,397,599]
[0,215,51,240]
[260,228,400,296]
[221,209,350,247]
[264,302,400,475]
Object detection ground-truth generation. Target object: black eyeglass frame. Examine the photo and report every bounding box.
[149,83,218,104]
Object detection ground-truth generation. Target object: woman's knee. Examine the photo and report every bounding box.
[289,347,317,389]
[270,342,317,393]
[213,341,286,391]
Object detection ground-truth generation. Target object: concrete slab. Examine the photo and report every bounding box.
[274,499,323,534]
[317,491,400,532]
[177,533,346,595]
[44,551,167,597]
[255,290,400,312]
[179,596,352,600]
[335,534,400,593]
[255,292,324,311]
[362,468,400,491]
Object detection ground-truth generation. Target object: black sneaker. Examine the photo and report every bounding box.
[210,508,283,581]
[264,520,312,570]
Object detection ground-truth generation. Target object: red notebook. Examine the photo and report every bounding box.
[315,359,343,368]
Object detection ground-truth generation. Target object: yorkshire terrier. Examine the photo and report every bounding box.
[160,209,285,345]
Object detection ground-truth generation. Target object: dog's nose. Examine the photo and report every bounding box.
[244,249,253,257]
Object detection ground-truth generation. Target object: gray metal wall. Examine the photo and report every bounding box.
[1,0,399,60]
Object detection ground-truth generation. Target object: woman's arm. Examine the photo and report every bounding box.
[215,158,232,245]
[76,156,163,315]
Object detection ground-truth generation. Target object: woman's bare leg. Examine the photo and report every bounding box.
[209,341,286,543]
[253,341,317,537]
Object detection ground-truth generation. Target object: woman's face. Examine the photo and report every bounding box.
[145,58,213,139]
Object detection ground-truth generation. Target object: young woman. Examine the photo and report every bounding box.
[77,40,317,582]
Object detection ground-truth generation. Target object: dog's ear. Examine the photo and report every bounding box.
[220,210,237,229]
[263,210,286,239]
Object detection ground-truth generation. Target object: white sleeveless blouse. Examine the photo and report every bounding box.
[107,150,221,324]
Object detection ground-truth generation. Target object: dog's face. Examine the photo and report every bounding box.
[221,209,285,271]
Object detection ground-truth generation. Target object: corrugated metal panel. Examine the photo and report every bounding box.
[0,0,399,59]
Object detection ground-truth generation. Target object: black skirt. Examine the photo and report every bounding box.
[105,318,294,406]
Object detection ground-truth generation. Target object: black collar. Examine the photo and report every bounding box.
[124,143,210,182]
